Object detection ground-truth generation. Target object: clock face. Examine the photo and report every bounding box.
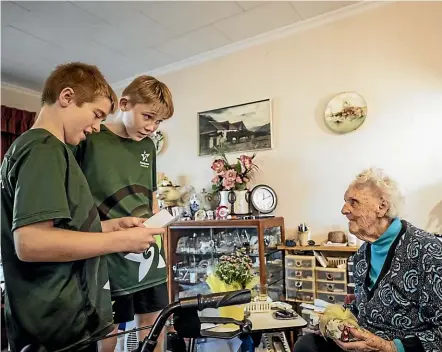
[251,186,276,213]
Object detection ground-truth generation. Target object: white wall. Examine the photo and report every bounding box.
[152,1,442,241]
[1,84,41,112]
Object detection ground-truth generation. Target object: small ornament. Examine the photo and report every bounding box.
[216,205,228,219]
[194,209,207,221]
[341,326,351,342]
[319,304,361,342]
[206,210,214,220]
[150,130,165,154]
[200,188,212,211]
[189,193,200,214]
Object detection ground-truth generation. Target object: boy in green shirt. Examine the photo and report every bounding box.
[1,63,165,352]
[75,75,174,351]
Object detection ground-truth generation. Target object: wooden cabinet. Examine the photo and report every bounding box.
[166,217,286,303]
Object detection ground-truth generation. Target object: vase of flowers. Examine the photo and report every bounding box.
[217,190,231,213]
[211,153,257,215]
[206,248,259,321]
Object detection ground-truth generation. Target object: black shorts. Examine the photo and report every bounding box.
[112,283,168,324]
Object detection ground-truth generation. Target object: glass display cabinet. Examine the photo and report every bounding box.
[166,217,286,303]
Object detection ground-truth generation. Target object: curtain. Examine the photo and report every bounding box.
[1,105,36,162]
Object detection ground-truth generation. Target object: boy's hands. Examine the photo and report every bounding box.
[121,226,165,254]
[102,216,165,253]
[101,217,145,232]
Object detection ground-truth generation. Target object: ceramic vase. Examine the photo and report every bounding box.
[217,190,231,214]
[233,190,250,215]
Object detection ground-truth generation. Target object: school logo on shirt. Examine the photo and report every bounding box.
[124,237,166,282]
[140,151,150,168]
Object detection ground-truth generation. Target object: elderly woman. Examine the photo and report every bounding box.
[294,168,442,352]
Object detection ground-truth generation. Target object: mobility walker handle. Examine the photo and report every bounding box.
[20,289,253,352]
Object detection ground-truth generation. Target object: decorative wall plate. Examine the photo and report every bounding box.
[150,130,165,154]
[324,92,367,134]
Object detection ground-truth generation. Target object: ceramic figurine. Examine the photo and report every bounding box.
[319,304,361,342]
[200,188,213,211]
[206,210,214,220]
[323,318,357,341]
[189,193,200,215]
[215,205,228,219]
[156,176,195,208]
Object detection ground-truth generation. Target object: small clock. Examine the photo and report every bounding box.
[250,184,277,215]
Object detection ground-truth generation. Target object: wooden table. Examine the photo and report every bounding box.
[204,311,307,333]
[202,311,307,350]
[278,245,359,252]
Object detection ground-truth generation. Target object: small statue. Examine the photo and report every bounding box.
[156,176,195,208]
[189,192,200,215]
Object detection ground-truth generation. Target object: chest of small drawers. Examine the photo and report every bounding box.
[285,255,316,303]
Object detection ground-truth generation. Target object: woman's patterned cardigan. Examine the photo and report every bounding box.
[347,220,442,352]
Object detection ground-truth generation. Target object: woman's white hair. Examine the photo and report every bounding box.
[350,168,404,218]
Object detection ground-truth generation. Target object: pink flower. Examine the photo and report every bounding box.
[211,159,225,174]
[240,155,253,170]
[211,176,220,184]
[224,169,237,181]
[236,176,243,184]
[222,177,235,190]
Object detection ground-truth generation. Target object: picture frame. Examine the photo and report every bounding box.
[198,98,273,156]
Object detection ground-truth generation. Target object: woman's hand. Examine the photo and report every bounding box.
[335,328,396,352]
[101,217,145,232]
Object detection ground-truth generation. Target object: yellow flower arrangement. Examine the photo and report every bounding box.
[206,248,259,321]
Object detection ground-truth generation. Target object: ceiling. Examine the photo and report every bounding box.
[1,1,360,91]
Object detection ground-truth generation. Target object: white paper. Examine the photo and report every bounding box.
[143,209,180,228]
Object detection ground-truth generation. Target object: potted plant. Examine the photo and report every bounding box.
[206,248,259,320]
[210,152,258,214]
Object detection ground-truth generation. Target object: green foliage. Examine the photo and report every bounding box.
[214,248,255,289]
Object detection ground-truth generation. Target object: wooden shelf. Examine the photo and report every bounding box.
[168,216,285,229]
[278,245,359,252]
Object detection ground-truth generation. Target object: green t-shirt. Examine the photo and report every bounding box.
[75,125,166,297]
[1,129,113,352]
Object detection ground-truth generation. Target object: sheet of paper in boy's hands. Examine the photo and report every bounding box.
[143,209,180,228]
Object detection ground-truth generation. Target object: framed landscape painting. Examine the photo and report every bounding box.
[198,99,272,156]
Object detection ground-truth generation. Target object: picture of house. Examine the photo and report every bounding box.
[198,99,272,156]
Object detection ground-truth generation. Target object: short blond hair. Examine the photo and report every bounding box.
[122,76,174,120]
[41,62,118,114]
[350,168,403,218]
